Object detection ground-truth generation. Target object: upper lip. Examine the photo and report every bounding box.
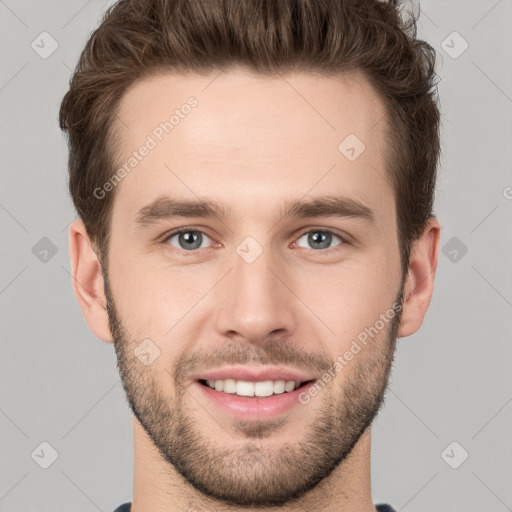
[193,366,318,383]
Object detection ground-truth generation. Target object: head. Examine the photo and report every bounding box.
[61,0,441,507]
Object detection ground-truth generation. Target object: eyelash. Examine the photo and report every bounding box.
[161,226,350,256]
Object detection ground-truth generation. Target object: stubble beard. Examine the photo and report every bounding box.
[105,271,404,507]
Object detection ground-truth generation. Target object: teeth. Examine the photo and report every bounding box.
[284,380,295,392]
[205,379,302,397]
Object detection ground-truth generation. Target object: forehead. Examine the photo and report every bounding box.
[110,69,394,223]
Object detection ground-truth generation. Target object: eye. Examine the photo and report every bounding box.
[295,229,345,251]
[162,227,347,255]
[164,229,213,252]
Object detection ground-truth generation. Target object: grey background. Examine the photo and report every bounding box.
[1,0,511,511]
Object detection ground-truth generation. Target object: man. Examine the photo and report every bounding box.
[59,0,441,510]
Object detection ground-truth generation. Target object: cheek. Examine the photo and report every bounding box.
[300,255,400,346]
[109,256,213,348]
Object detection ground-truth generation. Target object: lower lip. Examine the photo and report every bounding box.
[194,380,316,421]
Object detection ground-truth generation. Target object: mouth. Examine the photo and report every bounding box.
[194,377,318,421]
[198,378,316,398]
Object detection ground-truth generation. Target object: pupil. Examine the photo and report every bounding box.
[310,231,330,249]
[180,231,201,250]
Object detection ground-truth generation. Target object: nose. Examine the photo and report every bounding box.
[213,244,297,345]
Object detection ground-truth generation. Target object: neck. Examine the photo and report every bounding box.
[130,417,377,512]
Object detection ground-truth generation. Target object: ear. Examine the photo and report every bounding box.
[68,219,113,343]
[398,216,441,338]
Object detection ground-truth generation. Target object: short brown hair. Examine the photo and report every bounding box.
[59,0,441,275]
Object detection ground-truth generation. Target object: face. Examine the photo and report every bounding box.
[104,69,405,506]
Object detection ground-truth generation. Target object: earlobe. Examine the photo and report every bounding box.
[68,219,114,343]
[397,216,441,338]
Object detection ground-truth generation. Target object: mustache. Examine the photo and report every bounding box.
[173,339,332,382]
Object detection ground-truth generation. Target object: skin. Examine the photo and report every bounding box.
[69,69,440,512]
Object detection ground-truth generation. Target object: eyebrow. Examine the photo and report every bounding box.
[135,195,375,226]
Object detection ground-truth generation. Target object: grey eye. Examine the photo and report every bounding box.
[167,230,212,251]
[296,230,343,250]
